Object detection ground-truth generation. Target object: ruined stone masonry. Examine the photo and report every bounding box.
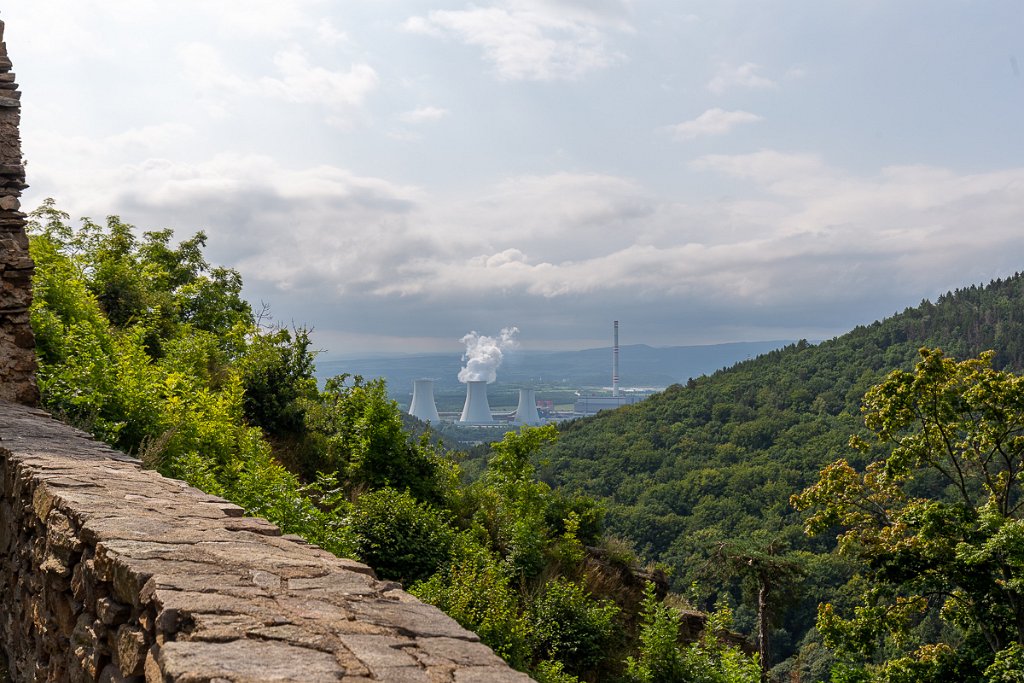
[0,402,533,682]
[0,20,38,406]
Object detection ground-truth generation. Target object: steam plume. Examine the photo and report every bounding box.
[458,327,519,384]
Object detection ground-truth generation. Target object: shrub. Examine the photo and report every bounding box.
[350,487,455,585]
[529,578,620,676]
[411,535,531,669]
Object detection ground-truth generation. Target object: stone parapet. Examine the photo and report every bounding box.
[0,20,38,405]
[0,401,532,682]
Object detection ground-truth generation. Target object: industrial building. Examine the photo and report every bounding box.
[408,379,441,423]
[513,388,542,425]
[459,380,494,424]
[408,320,652,426]
[572,393,646,416]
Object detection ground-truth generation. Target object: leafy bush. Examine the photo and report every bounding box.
[531,660,582,683]
[412,535,531,669]
[624,583,760,683]
[529,578,619,676]
[350,487,455,585]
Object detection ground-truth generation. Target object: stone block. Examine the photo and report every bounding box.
[97,597,130,625]
[115,624,147,677]
[157,640,346,682]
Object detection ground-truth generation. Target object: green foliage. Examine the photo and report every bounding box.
[794,349,1024,679]
[624,583,761,683]
[985,643,1024,683]
[531,660,583,683]
[529,579,620,676]
[303,374,446,502]
[414,428,635,678]
[411,536,532,669]
[462,425,606,583]
[237,324,318,439]
[350,488,455,585]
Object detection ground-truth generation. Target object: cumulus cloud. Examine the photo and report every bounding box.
[399,106,450,123]
[707,62,777,94]
[668,108,763,140]
[263,49,378,111]
[179,42,378,123]
[402,0,632,80]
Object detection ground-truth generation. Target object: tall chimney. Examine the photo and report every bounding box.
[0,20,38,405]
[612,320,619,397]
[459,381,493,424]
[409,379,441,423]
[513,388,542,426]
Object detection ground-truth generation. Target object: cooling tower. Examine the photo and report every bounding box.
[459,380,494,424]
[409,379,441,423]
[513,388,542,425]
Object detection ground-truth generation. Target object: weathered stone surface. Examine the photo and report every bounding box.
[0,402,533,682]
[115,625,147,677]
[0,20,37,406]
[156,640,345,682]
[454,668,536,683]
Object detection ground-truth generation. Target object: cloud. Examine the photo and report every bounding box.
[402,1,632,81]
[263,49,378,111]
[23,123,196,162]
[179,43,378,123]
[692,150,829,190]
[188,0,332,39]
[314,18,348,45]
[707,62,777,94]
[668,108,763,140]
[22,139,1024,348]
[399,106,450,123]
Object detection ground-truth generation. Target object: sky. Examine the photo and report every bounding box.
[2,1,1024,356]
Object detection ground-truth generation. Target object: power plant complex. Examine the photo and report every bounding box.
[407,321,649,427]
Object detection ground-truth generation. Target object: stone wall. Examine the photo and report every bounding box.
[0,401,532,683]
[0,20,38,406]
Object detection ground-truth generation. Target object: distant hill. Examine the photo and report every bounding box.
[536,272,1024,667]
[315,340,792,396]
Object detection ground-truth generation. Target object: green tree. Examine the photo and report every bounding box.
[26,200,355,558]
[709,536,806,682]
[469,425,562,581]
[623,583,761,683]
[237,324,318,440]
[528,579,620,677]
[793,348,1024,680]
[302,374,447,502]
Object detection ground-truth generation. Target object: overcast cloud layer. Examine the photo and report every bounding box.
[3,1,1023,355]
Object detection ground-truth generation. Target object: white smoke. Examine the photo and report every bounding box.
[458,327,519,384]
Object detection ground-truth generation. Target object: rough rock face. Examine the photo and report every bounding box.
[0,20,38,406]
[0,402,533,682]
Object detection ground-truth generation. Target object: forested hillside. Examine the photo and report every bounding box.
[540,273,1024,679]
